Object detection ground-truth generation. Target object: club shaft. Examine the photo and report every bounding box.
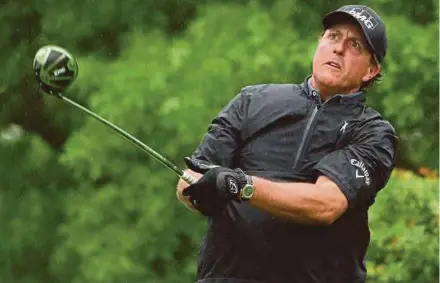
[59,95,196,185]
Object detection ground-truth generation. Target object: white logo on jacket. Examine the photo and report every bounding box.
[350,159,371,186]
[340,121,349,133]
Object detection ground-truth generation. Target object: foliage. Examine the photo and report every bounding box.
[0,132,76,283]
[368,18,438,170]
[366,169,438,283]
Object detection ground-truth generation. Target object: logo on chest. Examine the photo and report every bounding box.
[340,121,349,133]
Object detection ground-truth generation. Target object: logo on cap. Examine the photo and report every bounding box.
[343,7,379,30]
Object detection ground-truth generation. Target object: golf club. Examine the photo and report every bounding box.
[32,45,197,185]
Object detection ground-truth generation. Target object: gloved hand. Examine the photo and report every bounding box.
[182,159,249,216]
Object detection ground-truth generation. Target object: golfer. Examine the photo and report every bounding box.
[177,5,397,283]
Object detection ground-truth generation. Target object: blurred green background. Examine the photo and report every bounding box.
[0,0,438,282]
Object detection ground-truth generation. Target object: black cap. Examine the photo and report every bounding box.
[322,5,387,63]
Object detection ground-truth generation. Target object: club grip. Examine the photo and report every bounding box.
[181,171,197,185]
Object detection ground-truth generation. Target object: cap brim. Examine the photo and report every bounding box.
[322,11,377,58]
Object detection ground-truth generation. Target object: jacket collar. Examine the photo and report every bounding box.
[301,75,366,105]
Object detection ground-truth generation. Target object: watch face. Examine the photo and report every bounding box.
[242,185,255,199]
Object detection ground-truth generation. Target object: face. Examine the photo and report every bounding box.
[312,20,380,94]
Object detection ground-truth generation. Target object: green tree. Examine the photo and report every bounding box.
[0,133,76,283]
[366,169,438,283]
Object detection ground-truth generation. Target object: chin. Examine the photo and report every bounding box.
[313,71,342,89]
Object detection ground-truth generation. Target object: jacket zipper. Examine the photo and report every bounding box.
[293,106,320,169]
[292,93,338,170]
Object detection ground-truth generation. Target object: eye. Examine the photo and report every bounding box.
[328,32,339,40]
[350,40,362,51]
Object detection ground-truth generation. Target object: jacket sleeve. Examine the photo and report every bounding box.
[190,87,250,168]
[313,120,398,209]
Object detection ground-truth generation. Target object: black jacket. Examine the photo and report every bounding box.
[190,77,397,283]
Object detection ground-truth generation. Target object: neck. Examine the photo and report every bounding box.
[310,75,361,101]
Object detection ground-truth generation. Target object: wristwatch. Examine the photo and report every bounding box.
[240,175,255,201]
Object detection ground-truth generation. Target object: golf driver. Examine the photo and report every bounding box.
[33,45,197,185]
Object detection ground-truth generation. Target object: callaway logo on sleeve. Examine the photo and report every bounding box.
[350,158,371,186]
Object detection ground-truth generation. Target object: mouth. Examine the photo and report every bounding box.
[325,61,341,70]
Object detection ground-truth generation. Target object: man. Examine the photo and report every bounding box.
[176,5,397,283]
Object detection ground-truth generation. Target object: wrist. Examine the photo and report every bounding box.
[215,168,255,202]
[233,169,255,202]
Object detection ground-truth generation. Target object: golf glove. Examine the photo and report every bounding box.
[182,160,249,216]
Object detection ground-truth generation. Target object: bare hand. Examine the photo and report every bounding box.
[176,169,202,211]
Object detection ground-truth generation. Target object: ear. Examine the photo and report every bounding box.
[361,59,381,82]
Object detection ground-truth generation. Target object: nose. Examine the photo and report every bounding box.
[332,40,345,56]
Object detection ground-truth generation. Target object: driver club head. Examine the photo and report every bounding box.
[33,45,78,96]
